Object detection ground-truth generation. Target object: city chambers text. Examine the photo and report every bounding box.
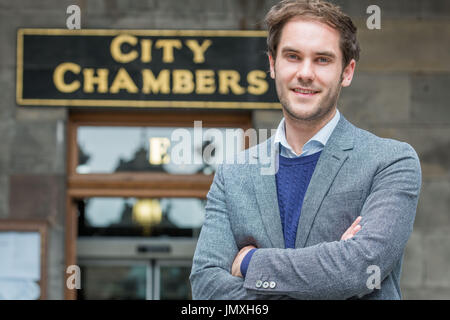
[53,34,269,96]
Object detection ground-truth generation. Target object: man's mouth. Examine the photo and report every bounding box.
[292,88,320,95]
[292,87,320,96]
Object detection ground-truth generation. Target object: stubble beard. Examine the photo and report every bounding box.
[277,72,343,124]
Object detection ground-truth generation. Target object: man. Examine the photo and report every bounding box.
[190,0,421,300]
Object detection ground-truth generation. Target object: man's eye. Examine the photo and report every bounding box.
[317,57,330,63]
[287,54,298,60]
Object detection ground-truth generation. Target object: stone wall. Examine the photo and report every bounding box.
[0,0,448,299]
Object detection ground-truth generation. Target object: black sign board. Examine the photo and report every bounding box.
[16,29,280,109]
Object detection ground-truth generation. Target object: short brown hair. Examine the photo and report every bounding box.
[265,0,360,68]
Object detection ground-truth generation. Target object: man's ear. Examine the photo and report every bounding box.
[341,59,356,87]
[269,54,275,79]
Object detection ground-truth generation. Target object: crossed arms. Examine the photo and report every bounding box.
[231,216,362,278]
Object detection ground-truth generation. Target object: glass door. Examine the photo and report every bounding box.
[77,260,151,300]
[77,259,192,300]
[76,196,200,300]
[154,260,192,300]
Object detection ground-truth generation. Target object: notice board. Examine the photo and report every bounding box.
[0,220,48,300]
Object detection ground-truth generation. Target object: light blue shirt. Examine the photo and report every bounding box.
[273,109,341,158]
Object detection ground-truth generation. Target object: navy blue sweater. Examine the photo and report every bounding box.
[276,151,322,248]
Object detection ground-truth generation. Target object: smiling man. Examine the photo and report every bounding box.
[190,0,422,300]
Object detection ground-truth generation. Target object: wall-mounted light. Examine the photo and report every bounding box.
[132,199,162,230]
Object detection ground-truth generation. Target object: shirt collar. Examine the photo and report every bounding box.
[274,109,341,157]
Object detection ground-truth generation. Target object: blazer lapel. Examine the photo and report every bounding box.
[251,137,285,248]
[295,116,355,248]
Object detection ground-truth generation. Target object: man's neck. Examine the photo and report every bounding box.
[284,108,337,156]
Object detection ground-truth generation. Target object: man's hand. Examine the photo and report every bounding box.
[231,245,256,277]
[341,216,362,240]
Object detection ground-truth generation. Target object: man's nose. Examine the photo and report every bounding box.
[295,60,315,82]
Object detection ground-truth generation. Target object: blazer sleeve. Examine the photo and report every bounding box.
[243,142,422,299]
[190,164,290,300]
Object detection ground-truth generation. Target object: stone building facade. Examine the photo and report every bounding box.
[0,0,449,299]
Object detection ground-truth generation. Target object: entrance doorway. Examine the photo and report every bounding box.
[65,110,252,299]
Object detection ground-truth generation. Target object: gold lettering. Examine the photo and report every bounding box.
[140,39,152,63]
[218,70,245,95]
[185,39,212,63]
[53,62,81,93]
[195,70,215,94]
[142,69,170,94]
[172,70,194,94]
[155,40,182,63]
[247,70,268,95]
[110,68,139,93]
[149,137,171,165]
[110,34,138,63]
[83,68,109,93]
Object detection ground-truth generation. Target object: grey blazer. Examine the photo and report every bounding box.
[190,115,422,300]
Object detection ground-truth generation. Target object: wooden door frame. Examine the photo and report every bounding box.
[65,109,252,299]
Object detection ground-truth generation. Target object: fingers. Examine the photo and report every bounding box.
[351,224,361,237]
[341,216,362,241]
[350,216,362,229]
[342,224,361,240]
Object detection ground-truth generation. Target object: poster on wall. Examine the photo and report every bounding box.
[0,232,41,300]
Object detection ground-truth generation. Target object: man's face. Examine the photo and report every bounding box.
[269,17,355,122]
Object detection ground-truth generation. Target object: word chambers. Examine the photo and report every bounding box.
[53,34,269,96]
